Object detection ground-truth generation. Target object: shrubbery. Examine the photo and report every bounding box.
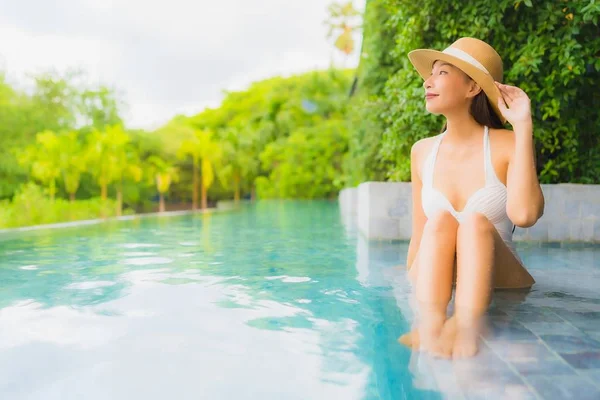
[0,183,130,229]
[345,0,600,184]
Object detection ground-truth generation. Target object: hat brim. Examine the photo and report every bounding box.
[408,49,506,123]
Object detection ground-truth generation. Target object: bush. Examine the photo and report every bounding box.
[256,119,349,199]
[0,183,132,229]
[345,0,600,183]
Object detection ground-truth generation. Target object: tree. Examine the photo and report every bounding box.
[86,126,116,201]
[196,130,222,209]
[79,85,124,130]
[177,135,203,210]
[146,156,179,213]
[348,0,600,184]
[325,2,362,66]
[111,136,143,217]
[28,70,79,132]
[56,131,87,202]
[218,127,259,202]
[85,124,139,216]
[256,120,348,199]
[18,130,62,201]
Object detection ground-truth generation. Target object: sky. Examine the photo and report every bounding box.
[0,0,365,130]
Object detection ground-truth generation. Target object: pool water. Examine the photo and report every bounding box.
[1,201,599,399]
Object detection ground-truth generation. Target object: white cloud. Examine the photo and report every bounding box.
[0,24,119,83]
[0,0,365,129]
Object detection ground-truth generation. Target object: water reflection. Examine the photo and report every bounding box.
[7,201,591,399]
[0,202,436,399]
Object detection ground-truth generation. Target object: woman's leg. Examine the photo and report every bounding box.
[452,212,529,358]
[412,210,459,355]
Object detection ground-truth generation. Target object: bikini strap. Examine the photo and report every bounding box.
[483,126,501,185]
[423,132,446,187]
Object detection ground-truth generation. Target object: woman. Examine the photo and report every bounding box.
[398,37,544,358]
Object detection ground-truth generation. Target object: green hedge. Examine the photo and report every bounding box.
[0,183,131,229]
[345,0,600,184]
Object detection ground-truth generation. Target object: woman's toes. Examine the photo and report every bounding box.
[398,328,420,349]
[452,327,479,359]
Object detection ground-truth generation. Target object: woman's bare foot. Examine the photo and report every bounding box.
[452,319,482,358]
[398,316,457,358]
[429,316,457,358]
[418,309,446,355]
[398,328,419,348]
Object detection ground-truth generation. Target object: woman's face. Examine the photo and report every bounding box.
[422,60,477,116]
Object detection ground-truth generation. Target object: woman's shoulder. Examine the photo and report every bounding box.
[411,134,441,158]
[489,127,516,141]
[489,127,517,159]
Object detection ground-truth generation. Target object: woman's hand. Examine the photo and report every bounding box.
[495,81,533,128]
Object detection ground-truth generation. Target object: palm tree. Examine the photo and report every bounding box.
[107,127,143,216]
[219,127,259,202]
[325,1,362,67]
[178,128,223,210]
[146,155,179,213]
[177,136,202,210]
[56,131,86,202]
[85,128,113,202]
[85,124,139,217]
[113,148,143,217]
[195,129,222,209]
[18,130,62,201]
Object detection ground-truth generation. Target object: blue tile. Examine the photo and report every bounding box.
[523,321,584,336]
[553,310,600,324]
[541,334,600,353]
[463,384,537,400]
[512,358,577,376]
[577,370,600,389]
[560,352,600,369]
[491,342,556,362]
[456,368,527,398]
[586,332,600,342]
[512,309,564,323]
[452,348,509,372]
[568,311,600,323]
[487,308,510,317]
[526,375,600,400]
[571,319,600,331]
[486,320,538,342]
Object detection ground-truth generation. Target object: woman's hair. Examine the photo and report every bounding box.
[440,77,505,132]
[470,91,505,129]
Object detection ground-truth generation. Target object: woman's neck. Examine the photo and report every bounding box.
[444,113,483,142]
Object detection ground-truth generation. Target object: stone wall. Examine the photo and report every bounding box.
[339,182,600,243]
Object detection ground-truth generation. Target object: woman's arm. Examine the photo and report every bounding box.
[495,82,545,227]
[506,122,545,227]
[407,140,428,268]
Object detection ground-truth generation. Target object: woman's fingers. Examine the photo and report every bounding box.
[495,81,515,102]
[497,97,509,115]
[497,81,528,102]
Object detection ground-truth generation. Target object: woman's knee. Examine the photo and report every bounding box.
[458,213,494,238]
[423,210,458,236]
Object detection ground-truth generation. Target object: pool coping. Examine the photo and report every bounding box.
[0,200,246,239]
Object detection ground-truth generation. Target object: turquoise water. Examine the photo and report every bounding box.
[0,201,440,400]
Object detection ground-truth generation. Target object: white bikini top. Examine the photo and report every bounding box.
[421,126,515,242]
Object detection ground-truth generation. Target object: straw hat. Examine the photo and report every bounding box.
[408,37,505,122]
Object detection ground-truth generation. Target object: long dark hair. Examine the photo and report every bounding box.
[440,87,505,133]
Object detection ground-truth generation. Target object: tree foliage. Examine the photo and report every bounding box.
[346,0,600,184]
[0,66,355,228]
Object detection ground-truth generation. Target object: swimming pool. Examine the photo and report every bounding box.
[0,201,599,399]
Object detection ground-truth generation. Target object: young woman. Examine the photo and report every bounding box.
[398,37,544,358]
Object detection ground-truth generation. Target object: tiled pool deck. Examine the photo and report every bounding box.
[392,243,600,400]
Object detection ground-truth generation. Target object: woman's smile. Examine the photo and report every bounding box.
[425,92,439,101]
